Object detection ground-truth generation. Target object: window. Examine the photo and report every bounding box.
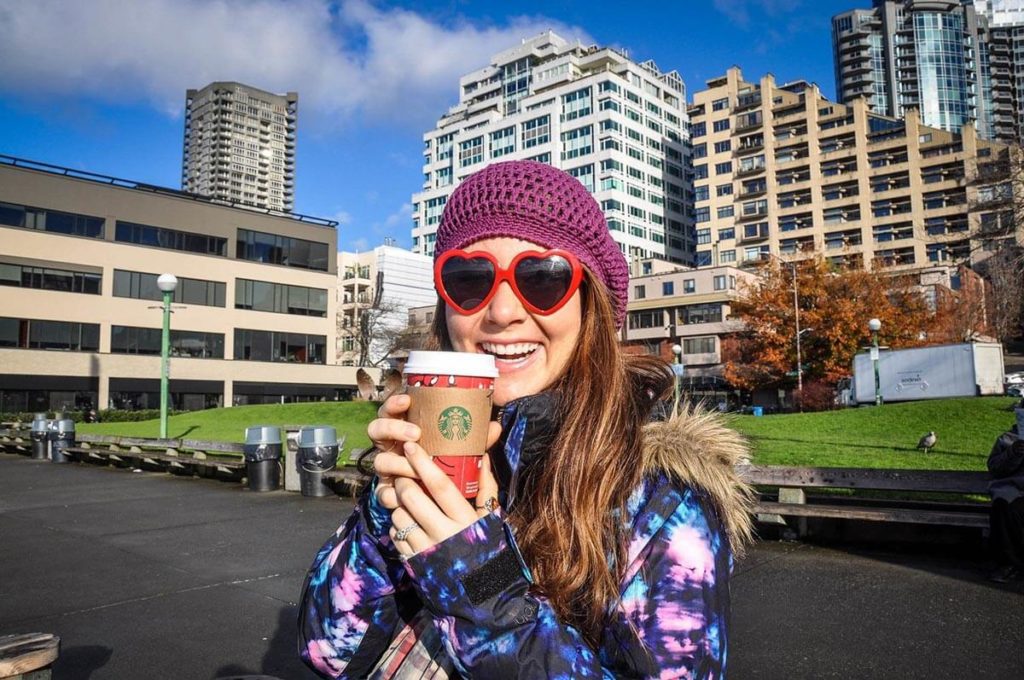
[692,143,707,159]
[696,251,712,267]
[694,207,710,223]
[717,206,735,219]
[683,279,696,294]
[662,281,674,296]
[713,140,732,153]
[235,279,328,317]
[716,184,733,197]
[713,119,731,132]
[720,249,736,263]
[694,164,708,180]
[713,275,728,291]
[111,326,224,358]
[561,125,593,160]
[113,270,225,307]
[522,115,551,148]
[715,161,733,175]
[459,136,484,166]
[0,317,99,351]
[712,97,729,111]
[116,221,226,256]
[696,228,712,245]
[236,229,329,271]
[489,127,515,158]
[719,227,735,240]
[634,285,646,299]
[690,122,707,138]
[0,261,101,295]
[561,87,592,121]
[683,337,716,354]
[678,303,723,324]
[234,329,326,364]
[628,309,665,330]
[568,164,594,192]
[0,201,104,239]
[694,185,709,202]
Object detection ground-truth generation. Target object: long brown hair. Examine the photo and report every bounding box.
[429,271,672,646]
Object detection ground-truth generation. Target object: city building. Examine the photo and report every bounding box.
[336,245,435,367]
[975,0,1024,27]
[987,17,1024,142]
[621,258,758,402]
[411,31,693,264]
[831,0,995,140]
[0,155,367,414]
[688,67,1005,276]
[182,82,297,212]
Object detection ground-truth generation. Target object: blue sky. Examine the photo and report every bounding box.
[0,0,860,252]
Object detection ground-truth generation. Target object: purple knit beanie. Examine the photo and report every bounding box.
[435,160,629,327]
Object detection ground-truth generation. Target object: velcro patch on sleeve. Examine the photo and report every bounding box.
[461,548,523,606]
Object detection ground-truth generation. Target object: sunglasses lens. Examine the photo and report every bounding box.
[440,257,495,311]
[515,255,575,311]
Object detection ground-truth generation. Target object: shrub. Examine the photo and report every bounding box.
[793,379,839,412]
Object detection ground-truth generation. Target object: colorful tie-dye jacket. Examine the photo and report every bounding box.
[299,394,754,678]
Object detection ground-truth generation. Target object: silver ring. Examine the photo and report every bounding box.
[394,522,420,542]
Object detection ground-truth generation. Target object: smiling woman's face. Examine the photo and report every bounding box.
[445,237,583,406]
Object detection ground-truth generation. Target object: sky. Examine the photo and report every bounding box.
[0,0,863,253]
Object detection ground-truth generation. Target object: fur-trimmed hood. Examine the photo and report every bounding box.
[642,404,756,556]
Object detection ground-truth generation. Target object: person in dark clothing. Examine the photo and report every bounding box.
[299,161,755,678]
[987,423,1024,583]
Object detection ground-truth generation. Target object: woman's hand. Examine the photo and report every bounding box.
[376,422,501,557]
[367,393,421,457]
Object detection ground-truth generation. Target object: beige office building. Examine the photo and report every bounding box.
[0,156,369,414]
[688,67,1005,275]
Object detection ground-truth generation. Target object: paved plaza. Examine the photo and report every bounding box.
[1,453,1021,679]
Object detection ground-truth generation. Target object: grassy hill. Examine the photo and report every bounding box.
[77,401,379,453]
[729,396,1019,470]
[76,396,1020,471]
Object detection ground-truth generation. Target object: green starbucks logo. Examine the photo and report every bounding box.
[438,406,472,441]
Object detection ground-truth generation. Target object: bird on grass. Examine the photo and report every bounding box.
[917,431,937,453]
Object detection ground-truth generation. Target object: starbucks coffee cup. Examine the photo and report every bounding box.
[404,351,497,498]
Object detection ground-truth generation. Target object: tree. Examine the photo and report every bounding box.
[723,257,932,392]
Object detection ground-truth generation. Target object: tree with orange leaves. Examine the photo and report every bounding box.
[723,257,932,392]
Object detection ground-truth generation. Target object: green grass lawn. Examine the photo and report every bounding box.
[77,401,379,456]
[728,396,1019,470]
[75,396,1019,471]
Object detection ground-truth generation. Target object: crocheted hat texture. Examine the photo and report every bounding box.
[435,160,629,327]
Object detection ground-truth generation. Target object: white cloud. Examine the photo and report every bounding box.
[0,0,590,130]
[331,209,353,225]
[346,236,370,252]
[712,0,803,27]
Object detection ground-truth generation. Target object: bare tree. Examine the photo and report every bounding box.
[354,298,410,367]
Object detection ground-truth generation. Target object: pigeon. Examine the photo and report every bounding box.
[916,431,937,453]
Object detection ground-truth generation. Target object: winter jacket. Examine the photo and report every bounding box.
[988,429,1024,503]
[299,393,754,678]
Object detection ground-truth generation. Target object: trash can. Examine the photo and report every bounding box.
[49,418,75,463]
[752,406,764,417]
[296,426,339,497]
[243,426,282,492]
[30,414,50,460]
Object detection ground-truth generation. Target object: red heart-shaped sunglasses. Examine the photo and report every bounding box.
[434,249,584,316]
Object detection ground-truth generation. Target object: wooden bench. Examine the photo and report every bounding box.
[738,465,991,530]
[64,434,245,478]
[0,633,59,679]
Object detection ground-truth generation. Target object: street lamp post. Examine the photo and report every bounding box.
[868,317,882,406]
[672,343,683,408]
[789,262,804,396]
[157,274,178,439]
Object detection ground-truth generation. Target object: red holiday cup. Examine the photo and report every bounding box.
[404,351,497,498]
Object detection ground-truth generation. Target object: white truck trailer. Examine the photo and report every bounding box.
[851,342,1005,404]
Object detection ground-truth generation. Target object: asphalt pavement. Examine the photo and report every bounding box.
[1,452,1021,679]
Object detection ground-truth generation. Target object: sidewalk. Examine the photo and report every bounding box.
[1,453,1021,679]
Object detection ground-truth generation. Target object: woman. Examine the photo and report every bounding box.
[300,160,753,678]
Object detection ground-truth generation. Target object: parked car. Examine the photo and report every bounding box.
[1008,384,1024,398]
[1005,371,1024,386]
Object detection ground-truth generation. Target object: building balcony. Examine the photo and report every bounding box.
[735,163,766,178]
[733,142,765,156]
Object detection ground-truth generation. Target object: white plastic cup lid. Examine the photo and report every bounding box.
[405,350,498,379]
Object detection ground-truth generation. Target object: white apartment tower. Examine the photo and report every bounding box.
[182,82,298,212]
[411,32,693,264]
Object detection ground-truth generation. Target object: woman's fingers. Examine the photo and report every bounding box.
[389,506,422,555]
[373,451,419,479]
[375,476,399,510]
[486,420,503,449]
[377,393,411,418]
[367,417,421,451]
[402,441,477,525]
[475,454,500,518]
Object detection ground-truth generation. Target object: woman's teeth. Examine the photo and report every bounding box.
[481,342,539,360]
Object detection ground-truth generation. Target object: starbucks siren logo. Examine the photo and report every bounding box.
[438,406,472,441]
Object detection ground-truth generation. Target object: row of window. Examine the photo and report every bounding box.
[628,303,725,329]
[0,317,327,364]
[0,261,101,295]
[633,274,736,300]
[1,201,330,272]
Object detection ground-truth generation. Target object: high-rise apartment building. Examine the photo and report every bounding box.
[182,82,297,212]
[832,1,994,139]
[337,246,435,367]
[411,31,693,264]
[689,67,1005,274]
[975,0,1024,27]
